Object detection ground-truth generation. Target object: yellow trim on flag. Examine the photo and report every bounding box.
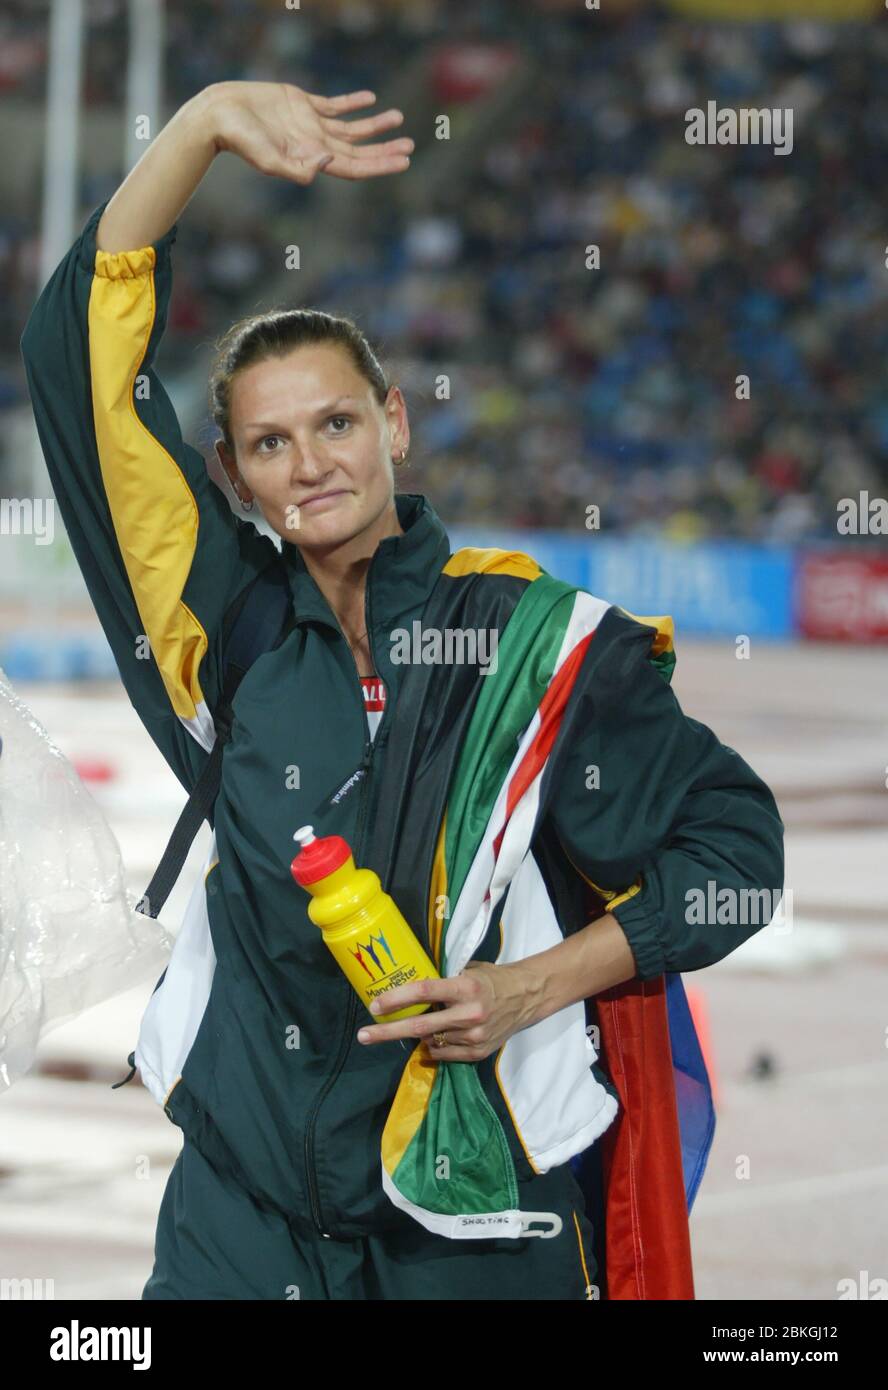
[380,1044,438,1175]
[381,806,451,1174]
[617,607,674,658]
[428,810,449,967]
[443,547,542,582]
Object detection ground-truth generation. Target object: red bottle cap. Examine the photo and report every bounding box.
[290,824,352,886]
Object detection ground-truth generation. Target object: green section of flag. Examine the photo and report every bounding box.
[440,574,576,974]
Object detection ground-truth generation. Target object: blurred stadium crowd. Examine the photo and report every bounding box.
[3,0,888,539]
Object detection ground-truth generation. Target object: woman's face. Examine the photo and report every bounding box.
[216,343,409,551]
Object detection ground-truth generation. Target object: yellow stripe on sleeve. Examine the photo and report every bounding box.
[88,245,209,725]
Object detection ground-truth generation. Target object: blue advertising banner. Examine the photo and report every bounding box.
[448,527,794,639]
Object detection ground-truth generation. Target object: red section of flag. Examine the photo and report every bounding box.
[492,630,596,867]
[596,975,696,1300]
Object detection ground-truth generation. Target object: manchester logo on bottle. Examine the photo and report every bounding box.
[350,930,395,980]
[349,930,421,995]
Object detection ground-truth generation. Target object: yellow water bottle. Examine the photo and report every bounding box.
[290,824,440,1022]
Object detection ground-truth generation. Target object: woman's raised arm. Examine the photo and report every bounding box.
[97,81,413,252]
[21,83,412,793]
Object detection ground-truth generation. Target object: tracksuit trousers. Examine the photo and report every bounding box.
[142,1138,604,1301]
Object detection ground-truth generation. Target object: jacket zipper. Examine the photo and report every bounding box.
[302,557,395,1238]
[303,734,373,1237]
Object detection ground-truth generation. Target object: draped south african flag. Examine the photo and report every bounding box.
[371,549,700,1292]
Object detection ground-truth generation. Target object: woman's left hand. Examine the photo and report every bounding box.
[355,961,539,1062]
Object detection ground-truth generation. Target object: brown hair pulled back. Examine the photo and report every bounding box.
[208,308,398,456]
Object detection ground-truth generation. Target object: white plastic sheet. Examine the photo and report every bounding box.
[0,666,173,1092]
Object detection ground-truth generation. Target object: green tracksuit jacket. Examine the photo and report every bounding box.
[20,198,785,1247]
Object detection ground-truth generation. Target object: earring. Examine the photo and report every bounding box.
[239,494,254,511]
[394,447,408,465]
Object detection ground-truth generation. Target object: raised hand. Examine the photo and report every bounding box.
[210,81,414,184]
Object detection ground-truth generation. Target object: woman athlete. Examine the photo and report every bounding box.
[21,80,784,1300]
